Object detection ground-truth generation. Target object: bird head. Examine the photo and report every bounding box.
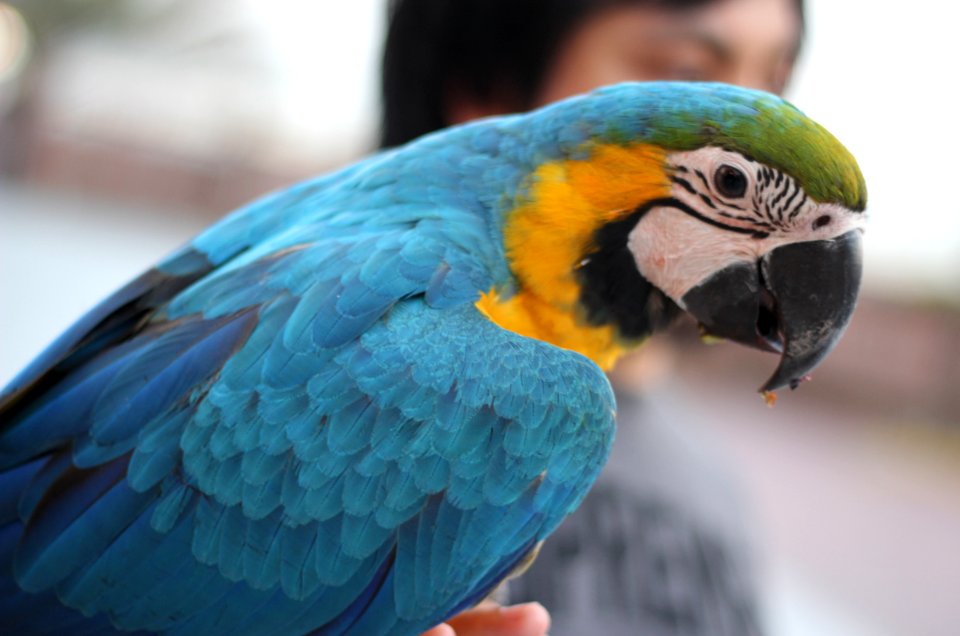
[483,82,866,392]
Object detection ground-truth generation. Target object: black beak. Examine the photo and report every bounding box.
[681,230,863,392]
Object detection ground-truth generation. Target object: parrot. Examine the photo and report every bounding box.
[0,81,865,635]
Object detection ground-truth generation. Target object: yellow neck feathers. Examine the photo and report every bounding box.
[476,142,672,370]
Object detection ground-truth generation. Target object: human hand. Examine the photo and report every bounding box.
[420,601,550,636]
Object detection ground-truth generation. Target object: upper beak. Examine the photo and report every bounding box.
[681,230,863,392]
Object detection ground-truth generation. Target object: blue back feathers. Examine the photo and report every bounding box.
[0,81,679,636]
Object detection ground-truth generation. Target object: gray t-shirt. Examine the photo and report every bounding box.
[508,385,764,636]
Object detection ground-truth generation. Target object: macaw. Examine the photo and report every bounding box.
[0,82,865,635]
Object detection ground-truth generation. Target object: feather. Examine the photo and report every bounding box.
[15,457,155,591]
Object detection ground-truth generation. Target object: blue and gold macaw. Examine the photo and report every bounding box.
[0,82,865,635]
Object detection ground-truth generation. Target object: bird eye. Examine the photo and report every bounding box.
[714,165,747,198]
[813,215,832,229]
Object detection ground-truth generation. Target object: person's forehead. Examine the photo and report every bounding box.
[604,0,801,52]
[685,0,800,47]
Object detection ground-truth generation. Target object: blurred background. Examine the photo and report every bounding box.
[1,1,957,635]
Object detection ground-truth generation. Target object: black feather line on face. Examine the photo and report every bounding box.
[576,193,778,340]
[575,199,685,341]
[663,197,767,236]
[781,179,800,216]
[788,191,808,221]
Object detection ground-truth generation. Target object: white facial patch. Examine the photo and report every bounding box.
[627,147,866,307]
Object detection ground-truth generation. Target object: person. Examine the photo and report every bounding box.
[382,0,802,145]
[384,1,806,635]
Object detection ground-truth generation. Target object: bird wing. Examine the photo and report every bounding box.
[0,190,615,635]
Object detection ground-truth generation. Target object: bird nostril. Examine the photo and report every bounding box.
[813,215,832,229]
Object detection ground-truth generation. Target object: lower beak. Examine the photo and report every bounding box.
[681,230,863,392]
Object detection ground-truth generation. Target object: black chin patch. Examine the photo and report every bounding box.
[575,202,681,341]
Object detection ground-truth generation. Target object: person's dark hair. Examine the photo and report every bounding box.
[380,0,805,148]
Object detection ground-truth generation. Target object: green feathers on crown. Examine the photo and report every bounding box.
[584,82,867,212]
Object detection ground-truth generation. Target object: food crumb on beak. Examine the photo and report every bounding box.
[762,391,778,408]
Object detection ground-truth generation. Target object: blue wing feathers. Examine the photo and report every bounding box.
[0,108,618,634]
[149,482,195,533]
[312,517,364,587]
[426,498,462,588]
[15,456,152,592]
[278,520,320,598]
[0,352,129,469]
[341,513,392,560]
[0,310,257,475]
[303,477,349,523]
[94,310,258,445]
[411,454,450,494]
[240,446,288,486]
[0,457,45,526]
[304,547,395,636]
[240,509,285,588]
[327,399,377,455]
[240,467,285,520]
[59,498,185,613]
[0,247,214,417]
[126,410,189,492]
